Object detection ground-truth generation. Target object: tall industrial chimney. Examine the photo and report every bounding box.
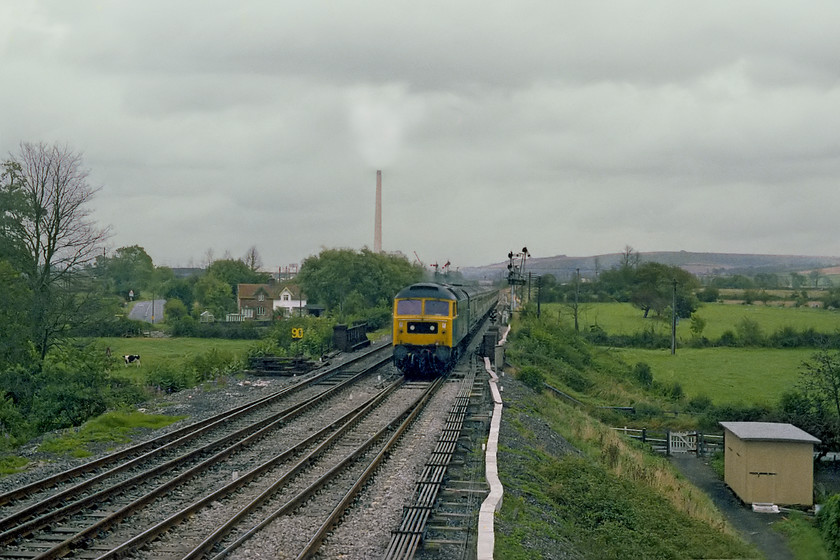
[374,170,382,253]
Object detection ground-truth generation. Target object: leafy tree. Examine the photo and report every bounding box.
[799,350,840,419]
[0,260,34,369]
[601,261,699,319]
[779,390,838,460]
[819,494,840,559]
[754,273,780,289]
[696,285,719,303]
[98,245,154,298]
[735,317,764,346]
[297,248,423,319]
[823,286,840,310]
[194,274,234,319]
[158,272,197,312]
[689,315,707,340]
[711,275,755,289]
[205,259,271,302]
[206,258,270,290]
[164,298,189,321]
[0,142,109,359]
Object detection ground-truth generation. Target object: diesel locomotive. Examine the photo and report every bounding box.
[392,282,498,377]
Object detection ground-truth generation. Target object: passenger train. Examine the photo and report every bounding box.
[392,282,498,378]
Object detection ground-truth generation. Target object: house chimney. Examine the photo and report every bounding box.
[374,170,382,253]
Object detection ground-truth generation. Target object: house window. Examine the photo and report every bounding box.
[244,308,254,318]
[257,306,266,316]
[283,294,291,301]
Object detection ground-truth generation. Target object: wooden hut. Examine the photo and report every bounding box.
[719,421,820,507]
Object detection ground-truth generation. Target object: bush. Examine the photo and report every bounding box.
[0,395,30,450]
[634,401,663,418]
[264,316,335,359]
[72,316,146,338]
[32,363,108,432]
[633,362,653,388]
[669,382,685,401]
[517,366,545,392]
[686,395,713,413]
[819,493,840,558]
[29,346,110,432]
[716,330,738,347]
[561,367,594,393]
[736,318,765,346]
[146,364,195,393]
[186,348,241,383]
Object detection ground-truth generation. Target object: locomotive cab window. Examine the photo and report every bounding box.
[397,299,422,315]
[424,300,450,316]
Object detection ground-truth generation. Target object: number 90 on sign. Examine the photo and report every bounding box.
[291,327,304,339]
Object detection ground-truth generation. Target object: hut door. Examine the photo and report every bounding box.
[748,470,777,503]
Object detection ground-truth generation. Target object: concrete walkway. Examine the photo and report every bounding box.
[668,454,795,560]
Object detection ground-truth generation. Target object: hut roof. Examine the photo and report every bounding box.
[719,421,820,444]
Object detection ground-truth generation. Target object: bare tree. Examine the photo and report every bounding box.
[620,245,640,269]
[202,248,215,269]
[243,245,263,271]
[2,142,110,358]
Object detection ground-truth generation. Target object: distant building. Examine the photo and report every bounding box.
[237,283,307,319]
[171,267,204,279]
[720,421,820,506]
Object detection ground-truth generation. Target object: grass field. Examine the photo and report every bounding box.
[95,337,255,381]
[536,302,839,407]
[548,302,840,340]
[609,347,813,407]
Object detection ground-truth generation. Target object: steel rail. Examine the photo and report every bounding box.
[97,378,407,560]
[2,353,392,558]
[295,377,445,560]
[383,356,481,560]
[0,342,390,509]
[2,363,382,550]
[205,378,443,560]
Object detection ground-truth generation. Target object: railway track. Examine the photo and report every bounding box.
[0,344,397,559]
[1,318,497,560]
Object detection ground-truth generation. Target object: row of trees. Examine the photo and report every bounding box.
[532,251,700,325]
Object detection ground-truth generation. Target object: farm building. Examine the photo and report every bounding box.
[719,421,820,507]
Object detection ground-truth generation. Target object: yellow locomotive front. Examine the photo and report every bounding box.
[392,283,456,377]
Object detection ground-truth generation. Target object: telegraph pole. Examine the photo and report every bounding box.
[574,268,580,332]
[671,278,677,355]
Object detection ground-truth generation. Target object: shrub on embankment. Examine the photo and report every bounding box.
[495,315,760,558]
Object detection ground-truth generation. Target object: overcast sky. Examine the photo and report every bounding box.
[3,2,840,271]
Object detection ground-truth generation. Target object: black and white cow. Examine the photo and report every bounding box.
[123,354,141,366]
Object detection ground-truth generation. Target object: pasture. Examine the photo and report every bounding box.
[550,301,840,340]
[96,337,255,381]
[540,302,840,407]
[609,347,812,407]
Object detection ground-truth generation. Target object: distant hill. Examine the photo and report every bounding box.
[460,251,840,282]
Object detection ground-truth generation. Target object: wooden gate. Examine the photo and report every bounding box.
[670,431,697,453]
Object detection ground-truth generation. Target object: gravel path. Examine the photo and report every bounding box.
[668,454,794,560]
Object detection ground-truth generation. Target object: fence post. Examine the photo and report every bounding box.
[666,430,671,456]
[641,428,646,443]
